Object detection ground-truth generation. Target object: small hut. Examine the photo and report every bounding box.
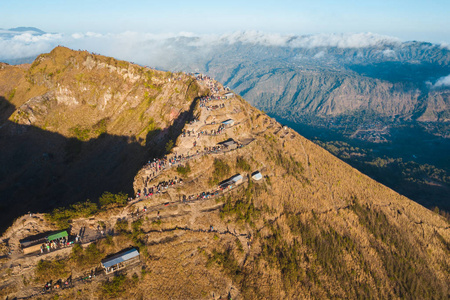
[222,119,234,126]
[252,171,263,181]
[224,92,234,99]
[20,232,48,255]
[101,248,140,274]
[219,174,243,189]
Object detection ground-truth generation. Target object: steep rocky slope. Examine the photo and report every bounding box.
[143,36,450,212]
[0,49,448,299]
[0,47,203,231]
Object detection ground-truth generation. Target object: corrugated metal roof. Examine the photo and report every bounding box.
[252,172,263,181]
[224,140,237,146]
[102,249,140,269]
[231,174,243,182]
[47,231,68,241]
[222,119,234,125]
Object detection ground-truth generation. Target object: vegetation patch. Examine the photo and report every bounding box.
[165,139,174,153]
[7,88,16,101]
[220,180,261,227]
[176,163,191,176]
[70,125,91,141]
[47,192,128,228]
[99,191,128,208]
[101,274,136,298]
[236,156,251,172]
[209,158,231,185]
[47,200,98,228]
[207,247,243,283]
[93,118,108,136]
[71,243,103,268]
[35,259,70,283]
[350,199,448,299]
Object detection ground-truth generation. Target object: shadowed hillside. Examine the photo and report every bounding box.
[0,48,204,232]
[0,96,198,232]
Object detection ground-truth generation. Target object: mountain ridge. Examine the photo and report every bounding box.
[0,47,448,299]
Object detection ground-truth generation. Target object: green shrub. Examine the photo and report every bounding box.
[101,274,133,298]
[209,158,230,185]
[236,156,251,172]
[176,163,191,176]
[207,247,243,283]
[93,118,108,136]
[115,219,129,233]
[70,126,90,141]
[35,259,70,283]
[165,139,174,153]
[132,218,143,233]
[72,243,103,268]
[99,191,128,208]
[7,88,16,101]
[47,200,98,228]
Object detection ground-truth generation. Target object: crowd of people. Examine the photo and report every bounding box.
[137,177,183,198]
[199,95,222,108]
[204,103,225,111]
[182,189,221,202]
[203,145,223,154]
[39,238,73,254]
[143,154,193,178]
[182,123,227,138]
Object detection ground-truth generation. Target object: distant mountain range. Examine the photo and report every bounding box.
[0,26,46,37]
[133,33,450,210]
[2,30,450,210]
[146,34,450,124]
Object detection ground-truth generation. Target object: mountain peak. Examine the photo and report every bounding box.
[8,26,46,34]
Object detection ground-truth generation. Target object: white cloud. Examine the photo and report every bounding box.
[382,49,396,57]
[288,32,401,48]
[12,32,62,43]
[71,33,84,39]
[434,74,450,87]
[85,32,103,38]
[0,32,62,59]
[0,30,445,68]
[313,51,326,59]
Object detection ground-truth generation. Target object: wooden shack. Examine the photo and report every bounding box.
[20,232,48,255]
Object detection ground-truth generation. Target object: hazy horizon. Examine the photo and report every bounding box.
[1,0,449,44]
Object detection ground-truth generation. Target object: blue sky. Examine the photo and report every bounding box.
[1,0,450,43]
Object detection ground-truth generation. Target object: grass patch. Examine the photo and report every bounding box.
[46,192,128,228]
[207,247,243,283]
[176,163,191,176]
[236,156,251,172]
[7,88,16,101]
[209,158,230,185]
[101,274,136,298]
[35,259,70,283]
[70,125,90,141]
[46,200,98,228]
[71,243,103,268]
[93,118,108,136]
[99,191,128,208]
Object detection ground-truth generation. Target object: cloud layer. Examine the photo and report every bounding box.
[0,30,405,62]
[434,74,450,87]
